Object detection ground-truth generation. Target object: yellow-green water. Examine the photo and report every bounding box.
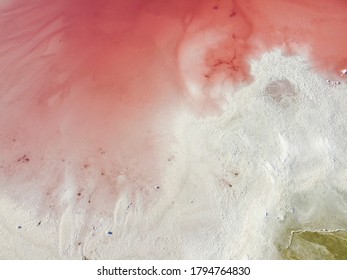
[283,231,347,260]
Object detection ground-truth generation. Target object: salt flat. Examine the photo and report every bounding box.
[1,49,346,259]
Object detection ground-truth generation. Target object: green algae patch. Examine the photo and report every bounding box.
[283,231,347,260]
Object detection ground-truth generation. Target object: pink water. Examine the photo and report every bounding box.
[0,0,346,214]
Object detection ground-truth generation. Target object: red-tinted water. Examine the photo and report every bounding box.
[0,0,346,213]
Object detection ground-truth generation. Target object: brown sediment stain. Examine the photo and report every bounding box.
[265,79,298,107]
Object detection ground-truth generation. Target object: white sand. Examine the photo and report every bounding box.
[1,49,347,259]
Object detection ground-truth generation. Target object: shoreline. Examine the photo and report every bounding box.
[1,49,347,259]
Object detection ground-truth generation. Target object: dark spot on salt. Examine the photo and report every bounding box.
[108,231,113,235]
[17,155,30,163]
[126,203,132,210]
[167,156,174,162]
